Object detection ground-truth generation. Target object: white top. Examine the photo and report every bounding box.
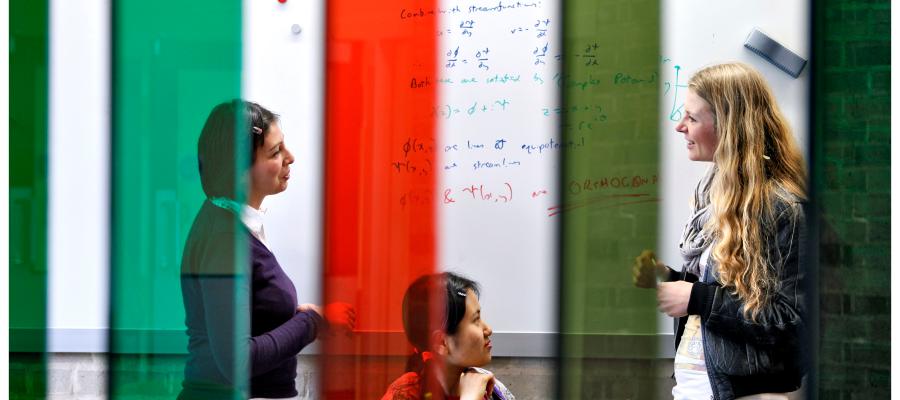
[672,315,713,400]
[672,246,713,400]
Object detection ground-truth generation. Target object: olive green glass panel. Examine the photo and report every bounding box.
[559,0,661,398]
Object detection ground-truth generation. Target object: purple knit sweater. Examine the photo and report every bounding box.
[180,201,322,399]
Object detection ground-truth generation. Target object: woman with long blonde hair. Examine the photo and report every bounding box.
[653,63,807,399]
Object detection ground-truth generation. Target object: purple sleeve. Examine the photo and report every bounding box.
[196,233,323,381]
[249,309,322,376]
[197,277,324,380]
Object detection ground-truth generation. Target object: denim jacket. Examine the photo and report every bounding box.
[671,199,808,399]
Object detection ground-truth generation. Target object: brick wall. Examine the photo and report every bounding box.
[814,0,891,399]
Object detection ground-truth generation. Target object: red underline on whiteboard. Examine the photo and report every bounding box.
[546,193,648,211]
[547,194,660,217]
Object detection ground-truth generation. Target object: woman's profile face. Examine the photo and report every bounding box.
[250,123,295,198]
[445,289,493,368]
[675,89,718,162]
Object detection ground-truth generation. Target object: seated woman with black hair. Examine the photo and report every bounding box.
[382,272,516,400]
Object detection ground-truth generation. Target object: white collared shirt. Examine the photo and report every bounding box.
[240,204,269,249]
[209,197,270,249]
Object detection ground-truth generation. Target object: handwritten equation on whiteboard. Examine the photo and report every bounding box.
[392,1,672,215]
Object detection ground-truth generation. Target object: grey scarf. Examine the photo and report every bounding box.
[679,169,715,277]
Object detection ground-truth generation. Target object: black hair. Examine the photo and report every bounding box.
[197,99,279,199]
[401,272,481,372]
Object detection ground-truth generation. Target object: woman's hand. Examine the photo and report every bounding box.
[297,303,322,317]
[657,281,692,317]
[458,369,495,400]
[297,302,356,335]
[324,302,356,333]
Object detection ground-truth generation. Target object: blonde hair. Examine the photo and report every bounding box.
[689,63,807,320]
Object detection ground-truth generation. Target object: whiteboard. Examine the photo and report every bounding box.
[657,1,810,332]
[48,0,110,351]
[246,0,562,353]
[252,0,563,337]
[244,0,326,309]
[435,0,810,337]
[436,0,561,335]
[44,0,327,351]
[42,0,810,352]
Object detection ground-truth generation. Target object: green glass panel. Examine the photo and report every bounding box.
[811,0,890,398]
[559,0,661,398]
[110,1,243,398]
[9,0,49,397]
